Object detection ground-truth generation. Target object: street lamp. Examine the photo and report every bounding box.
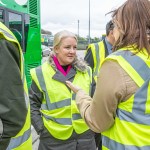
[78,20,79,37]
[88,0,91,44]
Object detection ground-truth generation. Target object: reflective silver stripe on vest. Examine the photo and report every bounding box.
[22,54,29,108]
[117,80,150,125]
[72,93,76,100]
[114,50,150,125]
[0,119,3,137]
[36,67,71,110]
[6,128,31,150]
[24,91,29,108]
[0,28,16,40]
[115,50,150,81]
[43,114,72,125]
[87,67,92,96]
[72,113,82,120]
[93,43,100,77]
[102,135,150,150]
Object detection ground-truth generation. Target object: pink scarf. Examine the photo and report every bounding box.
[53,56,72,76]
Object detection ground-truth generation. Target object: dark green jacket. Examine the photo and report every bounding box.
[0,39,27,150]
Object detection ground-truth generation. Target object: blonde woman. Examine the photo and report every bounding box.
[29,30,96,150]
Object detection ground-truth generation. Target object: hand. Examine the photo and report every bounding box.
[66,81,81,93]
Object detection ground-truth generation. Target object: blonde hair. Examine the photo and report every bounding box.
[53,30,77,49]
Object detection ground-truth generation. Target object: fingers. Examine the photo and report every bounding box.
[66,81,75,90]
[66,81,72,88]
[66,81,81,93]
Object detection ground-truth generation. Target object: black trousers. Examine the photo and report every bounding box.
[38,128,96,150]
[95,133,102,150]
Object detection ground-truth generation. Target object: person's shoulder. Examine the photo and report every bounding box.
[87,41,102,49]
[87,43,93,49]
[0,38,10,45]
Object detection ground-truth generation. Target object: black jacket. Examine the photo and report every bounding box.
[0,39,27,150]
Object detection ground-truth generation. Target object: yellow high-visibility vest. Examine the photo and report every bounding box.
[30,62,92,140]
[102,48,150,150]
[0,22,32,150]
[86,40,106,82]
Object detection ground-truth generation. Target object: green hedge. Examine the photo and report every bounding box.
[77,43,88,50]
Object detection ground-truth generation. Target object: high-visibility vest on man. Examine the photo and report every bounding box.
[30,62,92,140]
[85,39,112,82]
[0,22,32,150]
[102,48,150,150]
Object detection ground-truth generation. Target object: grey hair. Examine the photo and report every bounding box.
[53,30,77,49]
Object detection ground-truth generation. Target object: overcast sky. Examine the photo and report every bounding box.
[40,0,127,38]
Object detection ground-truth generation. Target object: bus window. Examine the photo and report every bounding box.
[24,14,29,52]
[0,0,41,87]
[8,12,23,50]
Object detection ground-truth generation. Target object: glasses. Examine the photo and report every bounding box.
[106,21,115,31]
[110,23,115,30]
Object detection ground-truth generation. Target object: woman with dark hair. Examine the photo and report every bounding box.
[66,0,150,149]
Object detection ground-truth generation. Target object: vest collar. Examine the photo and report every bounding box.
[52,68,76,83]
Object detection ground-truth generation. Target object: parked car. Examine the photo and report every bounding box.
[41,45,51,57]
